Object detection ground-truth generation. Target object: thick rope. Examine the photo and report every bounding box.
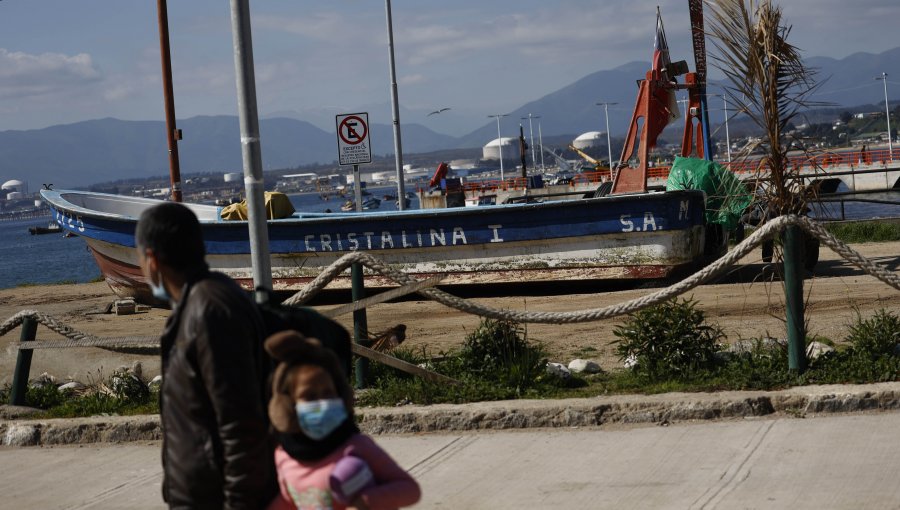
[1,215,897,344]
[283,215,898,323]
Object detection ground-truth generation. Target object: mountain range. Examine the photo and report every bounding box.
[2,46,899,188]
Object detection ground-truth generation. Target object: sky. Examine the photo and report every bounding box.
[1,0,898,136]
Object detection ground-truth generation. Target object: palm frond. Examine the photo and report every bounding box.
[706,0,829,216]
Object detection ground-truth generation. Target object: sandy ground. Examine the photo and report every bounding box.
[1,242,897,385]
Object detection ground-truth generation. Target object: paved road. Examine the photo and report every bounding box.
[2,412,900,509]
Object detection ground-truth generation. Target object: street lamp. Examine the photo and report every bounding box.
[596,102,617,167]
[876,72,894,161]
[521,113,538,169]
[705,93,733,163]
[488,114,509,180]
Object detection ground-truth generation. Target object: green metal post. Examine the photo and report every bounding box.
[351,263,370,388]
[10,318,38,406]
[783,225,807,372]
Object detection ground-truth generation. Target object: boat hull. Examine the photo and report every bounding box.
[41,189,709,300]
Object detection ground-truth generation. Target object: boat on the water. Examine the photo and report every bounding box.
[28,221,62,235]
[40,188,711,301]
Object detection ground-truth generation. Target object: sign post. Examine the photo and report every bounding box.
[336,112,373,388]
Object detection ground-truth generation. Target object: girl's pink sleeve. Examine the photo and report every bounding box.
[352,435,421,509]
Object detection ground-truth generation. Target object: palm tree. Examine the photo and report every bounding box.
[705,0,823,219]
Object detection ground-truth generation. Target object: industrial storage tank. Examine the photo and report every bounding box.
[2,179,27,194]
[572,131,606,150]
[482,137,519,160]
[223,172,241,183]
[5,191,24,200]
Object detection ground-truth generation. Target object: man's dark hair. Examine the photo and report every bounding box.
[136,202,207,274]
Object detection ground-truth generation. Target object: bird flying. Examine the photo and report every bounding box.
[427,108,451,117]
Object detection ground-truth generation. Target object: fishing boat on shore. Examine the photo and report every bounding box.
[40,187,711,301]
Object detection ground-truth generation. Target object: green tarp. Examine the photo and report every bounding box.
[665,156,752,231]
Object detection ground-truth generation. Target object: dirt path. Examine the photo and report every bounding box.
[1,241,897,384]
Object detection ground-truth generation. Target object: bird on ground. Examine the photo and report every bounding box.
[43,183,53,190]
[427,108,451,117]
[368,324,406,352]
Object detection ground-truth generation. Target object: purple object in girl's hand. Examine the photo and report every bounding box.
[329,455,375,505]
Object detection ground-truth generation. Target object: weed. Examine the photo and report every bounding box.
[825,221,900,243]
[613,297,725,381]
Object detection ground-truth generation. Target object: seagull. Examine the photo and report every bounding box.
[42,183,53,190]
[427,107,451,117]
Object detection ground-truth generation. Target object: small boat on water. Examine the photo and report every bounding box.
[28,221,62,235]
[340,197,381,212]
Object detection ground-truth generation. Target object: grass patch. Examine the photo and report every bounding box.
[824,221,900,243]
[2,369,159,418]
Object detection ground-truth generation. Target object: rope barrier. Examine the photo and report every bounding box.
[0,215,897,346]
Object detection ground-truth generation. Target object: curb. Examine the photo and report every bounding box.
[3,383,900,447]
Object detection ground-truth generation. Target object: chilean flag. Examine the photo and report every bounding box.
[648,9,680,148]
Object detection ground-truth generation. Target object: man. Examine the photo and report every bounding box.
[136,202,273,509]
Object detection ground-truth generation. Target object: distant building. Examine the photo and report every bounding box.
[1,179,27,195]
[572,131,607,150]
[482,137,519,160]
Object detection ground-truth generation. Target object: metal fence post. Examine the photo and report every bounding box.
[783,225,807,372]
[351,263,370,388]
[10,318,38,406]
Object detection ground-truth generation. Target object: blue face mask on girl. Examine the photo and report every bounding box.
[295,398,348,440]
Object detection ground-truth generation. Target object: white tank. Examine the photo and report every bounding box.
[2,179,26,193]
[482,137,519,160]
[223,172,242,183]
[6,191,24,200]
[572,131,606,150]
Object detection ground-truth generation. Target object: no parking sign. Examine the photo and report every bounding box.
[336,113,372,166]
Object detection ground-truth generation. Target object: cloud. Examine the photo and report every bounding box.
[0,48,102,99]
[399,74,426,86]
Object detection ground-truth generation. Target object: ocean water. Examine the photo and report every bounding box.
[0,188,895,290]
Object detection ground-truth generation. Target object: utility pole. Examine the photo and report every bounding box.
[877,72,894,161]
[596,102,617,168]
[384,0,406,208]
[488,114,509,181]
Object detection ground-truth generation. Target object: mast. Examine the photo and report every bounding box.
[156,0,183,202]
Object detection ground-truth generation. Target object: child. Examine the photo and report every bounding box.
[265,330,421,510]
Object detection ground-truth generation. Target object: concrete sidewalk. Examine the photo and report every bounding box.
[2,412,900,509]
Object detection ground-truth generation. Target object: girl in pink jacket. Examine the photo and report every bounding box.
[265,331,421,510]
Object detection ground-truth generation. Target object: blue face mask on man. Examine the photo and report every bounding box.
[295,398,348,440]
[149,271,170,302]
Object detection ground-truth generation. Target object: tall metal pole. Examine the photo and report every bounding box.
[537,117,545,172]
[878,72,893,161]
[385,0,406,209]
[489,114,508,181]
[228,0,272,303]
[522,114,537,169]
[596,102,617,167]
[722,94,732,163]
[156,0,182,202]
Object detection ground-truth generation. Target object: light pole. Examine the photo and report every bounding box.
[384,0,406,209]
[488,114,509,180]
[596,102,617,167]
[521,113,537,169]
[721,94,732,163]
[876,72,893,160]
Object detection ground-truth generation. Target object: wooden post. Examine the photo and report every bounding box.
[10,318,38,406]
